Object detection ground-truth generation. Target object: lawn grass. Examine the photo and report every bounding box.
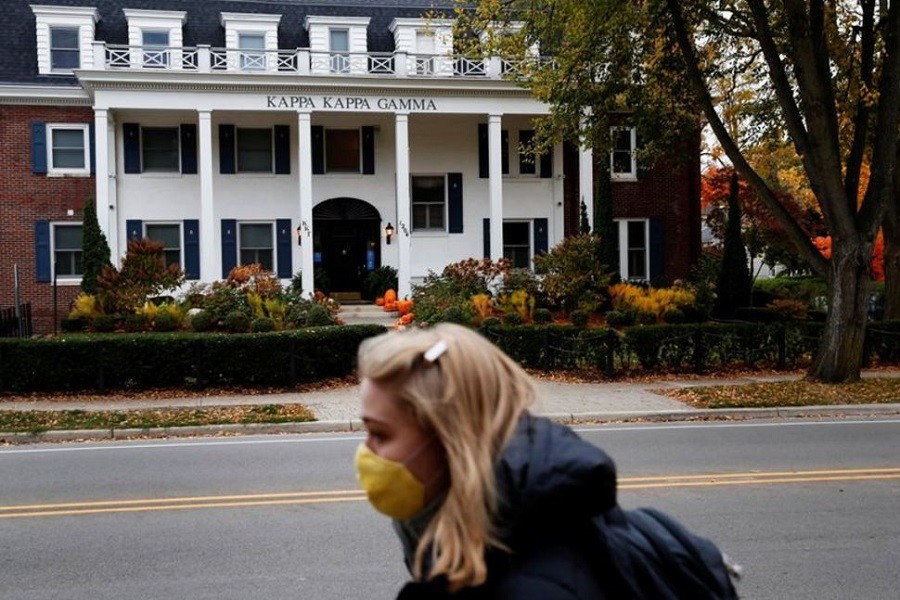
[0,404,315,435]
[666,377,900,409]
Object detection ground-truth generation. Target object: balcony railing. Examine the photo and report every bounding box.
[95,43,549,80]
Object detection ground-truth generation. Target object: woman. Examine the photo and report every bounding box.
[354,323,618,598]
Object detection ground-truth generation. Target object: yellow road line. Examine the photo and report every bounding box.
[2,468,897,520]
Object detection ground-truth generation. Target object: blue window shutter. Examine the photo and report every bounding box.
[361,126,375,175]
[35,220,51,282]
[181,124,197,174]
[89,123,96,174]
[649,217,664,284]
[276,218,292,278]
[311,125,325,174]
[478,124,488,178]
[183,219,200,280]
[125,220,143,241]
[274,125,290,174]
[448,173,463,234]
[221,219,237,278]
[219,124,235,174]
[483,218,490,258]
[501,129,509,175]
[533,218,548,255]
[32,121,47,174]
[540,149,552,178]
[123,123,140,174]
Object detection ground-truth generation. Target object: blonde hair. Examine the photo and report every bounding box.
[357,323,534,591]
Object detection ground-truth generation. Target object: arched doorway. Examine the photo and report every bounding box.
[313,198,381,299]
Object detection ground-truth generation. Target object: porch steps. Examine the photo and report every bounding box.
[338,302,398,327]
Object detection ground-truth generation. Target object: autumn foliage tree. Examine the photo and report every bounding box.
[96,238,184,313]
[463,0,900,382]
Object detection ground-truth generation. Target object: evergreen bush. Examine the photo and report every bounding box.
[533,308,553,324]
[123,314,148,333]
[306,304,335,327]
[91,314,118,333]
[570,309,589,328]
[189,310,214,332]
[251,317,276,333]
[153,312,179,332]
[224,310,250,333]
[80,196,112,295]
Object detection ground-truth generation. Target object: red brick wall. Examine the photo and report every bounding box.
[0,105,95,334]
[610,130,702,283]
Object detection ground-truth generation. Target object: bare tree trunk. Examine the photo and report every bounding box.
[808,241,871,382]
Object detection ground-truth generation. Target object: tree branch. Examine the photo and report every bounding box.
[665,0,828,276]
[844,0,876,209]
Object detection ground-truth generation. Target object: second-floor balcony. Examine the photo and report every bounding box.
[94,42,550,80]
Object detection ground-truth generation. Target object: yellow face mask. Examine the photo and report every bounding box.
[354,442,429,521]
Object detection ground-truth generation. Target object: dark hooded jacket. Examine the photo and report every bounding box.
[395,413,618,599]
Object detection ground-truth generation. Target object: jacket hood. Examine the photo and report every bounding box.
[493,413,618,544]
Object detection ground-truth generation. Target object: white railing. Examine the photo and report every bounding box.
[95,42,547,80]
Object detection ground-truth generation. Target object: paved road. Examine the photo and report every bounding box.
[1,418,898,599]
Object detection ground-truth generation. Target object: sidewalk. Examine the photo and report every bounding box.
[2,370,899,444]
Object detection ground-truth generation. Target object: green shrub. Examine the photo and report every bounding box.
[441,306,467,324]
[60,317,88,333]
[153,312,179,332]
[605,309,635,327]
[202,284,250,323]
[251,317,275,333]
[662,308,685,324]
[365,266,399,300]
[502,312,524,326]
[189,310,214,332]
[224,310,250,333]
[306,304,335,327]
[123,314,149,333]
[533,308,553,324]
[636,311,658,325]
[570,309,589,328]
[91,314,119,333]
[533,234,612,312]
[481,316,501,329]
[0,326,387,392]
[733,307,783,323]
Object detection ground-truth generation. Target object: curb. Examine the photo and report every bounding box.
[2,404,899,445]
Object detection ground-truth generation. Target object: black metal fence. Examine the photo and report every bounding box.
[0,303,32,338]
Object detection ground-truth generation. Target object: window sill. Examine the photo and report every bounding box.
[232,172,280,178]
[611,174,638,182]
[47,171,91,178]
[52,278,82,286]
[411,231,447,238]
[140,172,184,179]
[317,172,365,178]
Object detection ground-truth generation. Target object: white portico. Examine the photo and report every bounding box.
[79,39,594,299]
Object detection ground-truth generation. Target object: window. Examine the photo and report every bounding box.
[611,127,637,179]
[54,224,83,278]
[142,30,169,67]
[325,129,360,172]
[329,29,350,73]
[518,130,536,175]
[618,219,648,281]
[503,222,531,269]
[145,224,181,268]
[415,31,435,74]
[50,27,80,70]
[47,124,89,175]
[239,223,273,271]
[142,127,179,172]
[237,128,273,173]
[411,176,445,231]
[239,33,266,71]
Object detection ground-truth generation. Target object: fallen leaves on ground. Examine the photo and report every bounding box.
[0,404,315,434]
[665,378,900,408]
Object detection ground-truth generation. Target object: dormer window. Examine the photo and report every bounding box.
[220,12,281,73]
[305,16,370,75]
[32,5,99,74]
[123,9,186,70]
[389,18,454,77]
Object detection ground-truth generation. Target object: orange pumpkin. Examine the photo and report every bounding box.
[384,301,398,312]
[397,299,414,316]
[398,313,414,325]
[375,297,385,306]
[383,289,397,304]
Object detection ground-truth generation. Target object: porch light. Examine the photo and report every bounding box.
[296,224,303,246]
[385,222,395,245]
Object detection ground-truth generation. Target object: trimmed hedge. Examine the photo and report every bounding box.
[0,325,386,393]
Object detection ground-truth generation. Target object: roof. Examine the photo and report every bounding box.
[1,0,459,86]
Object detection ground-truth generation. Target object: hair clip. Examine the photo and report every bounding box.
[423,340,448,364]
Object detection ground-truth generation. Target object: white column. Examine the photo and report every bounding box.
[579,145,594,233]
[106,114,119,261]
[552,142,565,244]
[298,110,315,296]
[198,110,216,281]
[395,112,412,299]
[488,113,504,260]
[93,109,112,257]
